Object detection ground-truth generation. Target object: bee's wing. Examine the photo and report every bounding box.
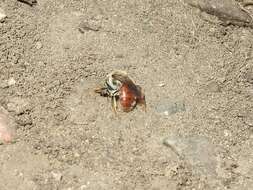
[111,71,135,85]
[110,70,142,95]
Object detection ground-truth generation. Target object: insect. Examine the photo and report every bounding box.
[95,70,146,113]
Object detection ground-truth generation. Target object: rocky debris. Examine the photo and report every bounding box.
[0,106,16,144]
[163,136,218,177]
[17,0,37,6]
[185,0,253,28]
[155,100,186,116]
[0,8,7,22]
[7,97,32,115]
[6,97,33,126]
[15,114,33,126]
[78,19,101,33]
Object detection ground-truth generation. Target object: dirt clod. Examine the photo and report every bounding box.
[78,20,101,33]
[7,97,32,115]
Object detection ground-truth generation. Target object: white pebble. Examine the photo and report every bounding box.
[0,8,7,21]
[8,78,16,86]
[35,41,43,49]
[163,111,169,116]
[51,171,62,181]
[80,185,87,190]
[224,129,231,137]
[158,83,166,87]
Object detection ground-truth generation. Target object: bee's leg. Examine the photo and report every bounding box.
[111,96,118,114]
[139,98,147,112]
[142,102,147,112]
[106,89,111,102]
[94,87,103,94]
[94,87,109,97]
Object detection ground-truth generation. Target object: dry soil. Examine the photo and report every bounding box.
[0,0,253,189]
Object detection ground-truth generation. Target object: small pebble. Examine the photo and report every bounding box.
[74,152,80,158]
[80,185,88,190]
[78,20,100,33]
[8,78,16,86]
[223,129,231,137]
[0,8,7,22]
[158,83,166,87]
[51,171,62,181]
[35,41,43,49]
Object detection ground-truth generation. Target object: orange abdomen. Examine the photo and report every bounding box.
[119,84,137,112]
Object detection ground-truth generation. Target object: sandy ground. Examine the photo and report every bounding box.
[0,0,253,189]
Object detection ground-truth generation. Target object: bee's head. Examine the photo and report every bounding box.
[105,75,122,96]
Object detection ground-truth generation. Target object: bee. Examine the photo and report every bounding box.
[95,70,146,113]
